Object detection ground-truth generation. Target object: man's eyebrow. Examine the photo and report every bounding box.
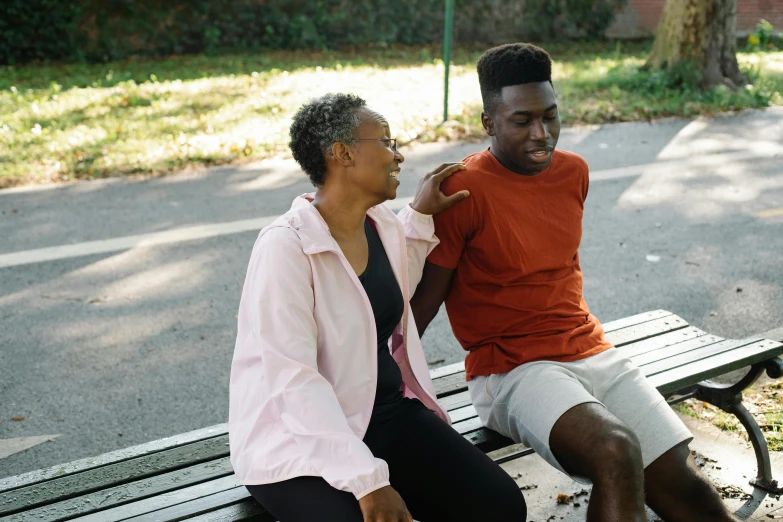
[510,104,558,116]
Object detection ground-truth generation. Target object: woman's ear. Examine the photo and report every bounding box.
[330,142,355,168]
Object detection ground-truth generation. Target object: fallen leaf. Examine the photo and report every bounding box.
[11,416,24,421]
[519,484,538,490]
[556,493,572,504]
[427,359,445,365]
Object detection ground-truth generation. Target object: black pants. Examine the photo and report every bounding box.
[247,399,527,522]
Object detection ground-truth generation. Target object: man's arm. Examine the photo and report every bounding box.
[410,262,455,338]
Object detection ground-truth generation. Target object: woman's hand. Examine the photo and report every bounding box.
[358,485,413,522]
[409,163,470,215]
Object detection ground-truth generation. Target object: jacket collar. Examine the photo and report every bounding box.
[277,193,399,255]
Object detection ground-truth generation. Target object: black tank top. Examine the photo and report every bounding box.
[358,218,406,424]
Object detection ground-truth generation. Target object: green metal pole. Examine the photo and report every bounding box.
[443,0,454,122]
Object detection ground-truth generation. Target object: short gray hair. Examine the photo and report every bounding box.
[289,93,366,186]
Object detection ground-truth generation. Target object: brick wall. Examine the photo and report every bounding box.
[607,0,783,38]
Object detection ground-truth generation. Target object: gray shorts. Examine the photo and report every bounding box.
[468,347,693,483]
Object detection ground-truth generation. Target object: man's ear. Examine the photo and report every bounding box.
[330,142,355,168]
[481,111,495,137]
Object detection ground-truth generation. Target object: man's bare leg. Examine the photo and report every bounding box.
[549,403,647,522]
[644,441,740,522]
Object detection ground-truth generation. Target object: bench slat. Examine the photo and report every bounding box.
[0,436,230,517]
[601,309,673,333]
[605,315,688,347]
[448,404,477,424]
[629,334,723,367]
[437,390,472,411]
[72,476,244,522]
[6,459,234,522]
[650,339,783,395]
[125,486,255,522]
[621,327,710,359]
[640,338,758,377]
[0,425,229,495]
[185,500,266,522]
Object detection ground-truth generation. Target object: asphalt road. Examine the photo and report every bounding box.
[1,108,782,477]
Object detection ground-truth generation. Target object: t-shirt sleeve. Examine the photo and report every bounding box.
[427,176,475,270]
[582,162,590,203]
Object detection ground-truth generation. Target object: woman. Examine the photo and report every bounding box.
[229,93,527,522]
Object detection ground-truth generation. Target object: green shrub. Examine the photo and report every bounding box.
[1,0,626,65]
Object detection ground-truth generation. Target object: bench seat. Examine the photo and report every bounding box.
[2,310,782,522]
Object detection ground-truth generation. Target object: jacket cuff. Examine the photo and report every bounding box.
[354,480,392,500]
[398,204,435,240]
[404,203,435,222]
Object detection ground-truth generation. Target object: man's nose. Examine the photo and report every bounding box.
[530,119,549,142]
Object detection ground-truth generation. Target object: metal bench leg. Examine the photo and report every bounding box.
[694,363,783,495]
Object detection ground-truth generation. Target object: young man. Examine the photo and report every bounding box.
[411,43,740,522]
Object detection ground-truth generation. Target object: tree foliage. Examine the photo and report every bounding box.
[1,0,625,65]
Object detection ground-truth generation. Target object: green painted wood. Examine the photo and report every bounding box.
[71,476,241,522]
[763,327,783,344]
[630,334,724,367]
[185,500,266,522]
[605,315,688,347]
[124,487,256,522]
[6,459,234,522]
[0,425,228,494]
[641,338,757,377]
[429,361,465,380]
[0,436,230,516]
[437,390,472,411]
[620,327,710,359]
[433,371,468,397]
[448,404,477,424]
[601,309,673,333]
[453,416,484,435]
[650,339,783,395]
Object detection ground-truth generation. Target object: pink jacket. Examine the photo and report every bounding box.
[229,194,449,499]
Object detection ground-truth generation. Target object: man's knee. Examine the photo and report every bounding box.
[590,425,644,479]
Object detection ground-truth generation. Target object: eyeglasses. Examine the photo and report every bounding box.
[353,138,398,151]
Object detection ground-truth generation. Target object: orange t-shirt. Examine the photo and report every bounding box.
[428,148,612,379]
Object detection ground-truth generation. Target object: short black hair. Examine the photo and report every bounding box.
[289,93,367,186]
[477,43,552,114]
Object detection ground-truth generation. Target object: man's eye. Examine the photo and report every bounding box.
[514,121,531,126]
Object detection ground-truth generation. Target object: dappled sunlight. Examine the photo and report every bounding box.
[0,247,213,314]
[616,157,783,220]
[656,109,783,160]
[2,45,781,187]
[230,159,306,192]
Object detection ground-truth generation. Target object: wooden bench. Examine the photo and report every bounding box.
[2,309,783,522]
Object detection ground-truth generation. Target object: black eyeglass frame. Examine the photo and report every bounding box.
[352,138,398,151]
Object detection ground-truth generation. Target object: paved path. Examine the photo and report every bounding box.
[1,108,782,478]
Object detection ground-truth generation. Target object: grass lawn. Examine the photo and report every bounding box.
[1,41,782,187]
[675,381,783,452]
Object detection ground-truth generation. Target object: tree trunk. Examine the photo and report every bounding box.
[646,0,744,89]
